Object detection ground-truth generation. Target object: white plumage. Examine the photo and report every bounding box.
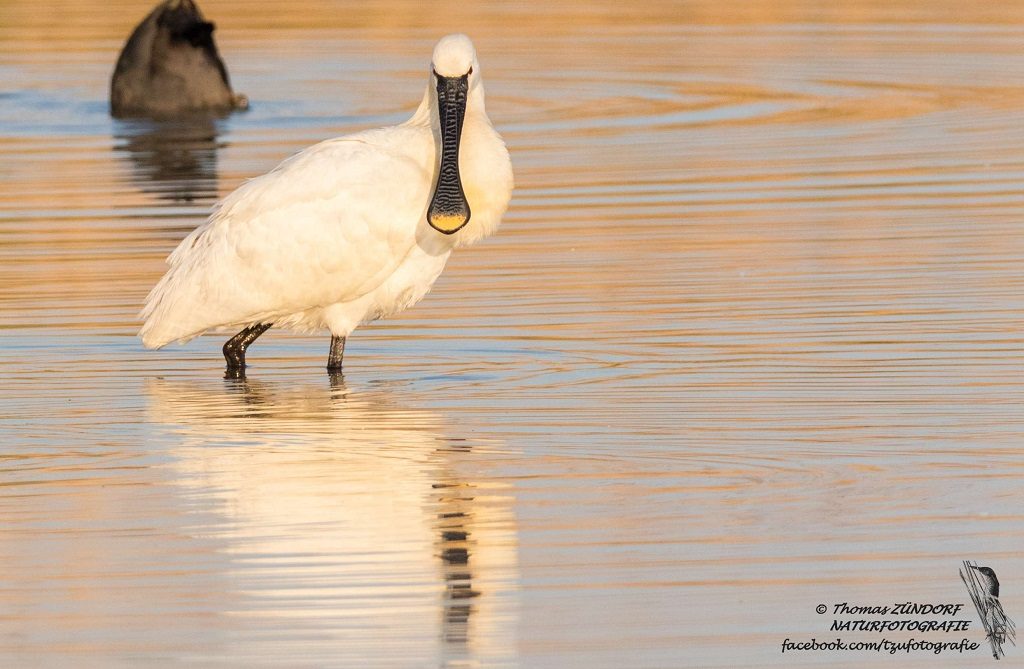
[139,34,513,371]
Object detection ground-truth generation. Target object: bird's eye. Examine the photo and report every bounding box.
[468,67,473,76]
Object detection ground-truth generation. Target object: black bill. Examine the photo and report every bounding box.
[427,73,471,234]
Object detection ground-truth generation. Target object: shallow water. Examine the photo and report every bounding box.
[2,1,1024,666]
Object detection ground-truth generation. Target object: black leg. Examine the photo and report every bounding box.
[327,335,346,372]
[223,323,271,376]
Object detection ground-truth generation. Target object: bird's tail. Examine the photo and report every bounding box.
[137,257,210,348]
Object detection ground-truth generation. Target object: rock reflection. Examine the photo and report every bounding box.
[145,376,517,666]
[113,117,222,203]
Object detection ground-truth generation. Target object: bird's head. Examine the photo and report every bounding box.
[971,565,1001,598]
[430,34,479,81]
[426,34,479,235]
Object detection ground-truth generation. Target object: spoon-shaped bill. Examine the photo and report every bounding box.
[427,73,471,234]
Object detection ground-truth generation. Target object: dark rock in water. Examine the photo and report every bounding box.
[110,0,247,118]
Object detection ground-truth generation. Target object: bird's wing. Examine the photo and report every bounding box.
[140,130,431,348]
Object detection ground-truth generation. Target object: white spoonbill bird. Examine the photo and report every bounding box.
[139,34,513,375]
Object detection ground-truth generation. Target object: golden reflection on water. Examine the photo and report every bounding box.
[145,376,518,666]
[2,0,1024,666]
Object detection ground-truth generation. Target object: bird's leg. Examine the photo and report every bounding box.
[223,323,271,376]
[327,335,346,372]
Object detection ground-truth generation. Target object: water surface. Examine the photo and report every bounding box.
[2,1,1024,666]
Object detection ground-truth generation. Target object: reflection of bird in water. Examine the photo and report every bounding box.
[435,479,481,646]
[111,0,247,118]
[962,563,1016,659]
[138,35,513,377]
[113,118,221,203]
[144,376,517,664]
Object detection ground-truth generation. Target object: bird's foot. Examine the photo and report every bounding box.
[222,343,247,374]
[222,323,271,377]
[224,365,246,380]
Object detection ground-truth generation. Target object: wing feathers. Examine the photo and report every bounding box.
[140,131,430,348]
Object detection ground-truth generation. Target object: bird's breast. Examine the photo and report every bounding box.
[452,121,513,245]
